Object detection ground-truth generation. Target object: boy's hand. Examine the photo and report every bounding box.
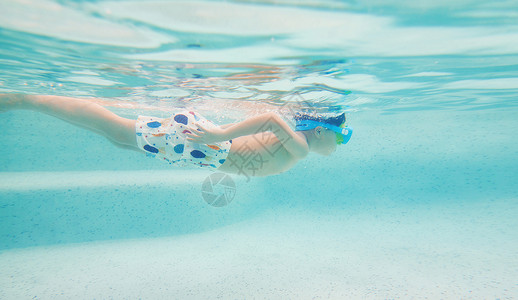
[186,124,227,144]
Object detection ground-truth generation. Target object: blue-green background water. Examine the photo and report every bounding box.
[1,0,517,298]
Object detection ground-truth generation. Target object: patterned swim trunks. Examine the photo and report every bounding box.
[135,111,232,169]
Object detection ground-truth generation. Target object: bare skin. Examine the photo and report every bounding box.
[189,112,337,176]
[0,94,338,177]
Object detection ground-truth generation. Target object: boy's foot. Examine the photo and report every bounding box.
[0,94,25,112]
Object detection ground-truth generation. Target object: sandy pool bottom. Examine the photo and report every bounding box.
[1,199,516,299]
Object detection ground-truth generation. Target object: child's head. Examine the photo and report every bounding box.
[294,112,352,156]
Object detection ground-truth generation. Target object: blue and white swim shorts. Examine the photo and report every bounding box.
[135,111,232,169]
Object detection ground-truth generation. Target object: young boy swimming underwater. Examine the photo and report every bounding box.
[1,94,352,177]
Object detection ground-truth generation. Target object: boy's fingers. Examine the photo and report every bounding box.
[186,132,205,143]
[187,132,200,138]
[196,124,207,132]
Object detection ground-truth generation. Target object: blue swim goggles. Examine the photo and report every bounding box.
[295,120,353,145]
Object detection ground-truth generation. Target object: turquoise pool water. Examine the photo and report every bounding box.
[1,0,517,298]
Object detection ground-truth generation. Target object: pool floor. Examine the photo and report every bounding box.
[1,198,516,299]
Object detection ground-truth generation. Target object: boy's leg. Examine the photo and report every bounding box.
[2,94,141,151]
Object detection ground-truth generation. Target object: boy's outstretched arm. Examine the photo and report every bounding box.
[187,112,309,158]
